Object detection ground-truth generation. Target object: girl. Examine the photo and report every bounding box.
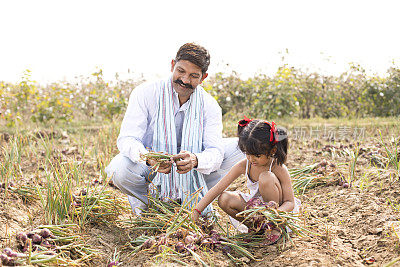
[191,117,299,242]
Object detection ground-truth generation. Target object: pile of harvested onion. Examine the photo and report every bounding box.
[1,224,97,266]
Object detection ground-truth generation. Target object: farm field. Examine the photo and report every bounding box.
[2,0,400,265]
[1,117,399,266]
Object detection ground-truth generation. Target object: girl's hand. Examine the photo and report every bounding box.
[191,210,200,222]
[266,200,278,209]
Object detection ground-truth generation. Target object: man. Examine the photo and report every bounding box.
[106,43,244,215]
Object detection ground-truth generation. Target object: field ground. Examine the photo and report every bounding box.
[0,117,400,266]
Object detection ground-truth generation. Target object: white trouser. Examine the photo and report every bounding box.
[105,138,244,214]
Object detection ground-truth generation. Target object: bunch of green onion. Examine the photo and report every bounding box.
[122,193,257,265]
[6,224,98,265]
[235,202,314,248]
[140,151,175,173]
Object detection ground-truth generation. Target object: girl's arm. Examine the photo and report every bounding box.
[192,159,246,220]
[273,164,295,212]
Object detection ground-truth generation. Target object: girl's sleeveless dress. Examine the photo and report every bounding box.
[229,158,301,233]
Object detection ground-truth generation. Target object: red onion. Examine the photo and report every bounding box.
[32,234,42,244]
[246,197,263,209]
[252,215,265,227]
[3,248,24,258]
[16,232,28,244]
[0,254,11,265]
[40,228,52,238]
[175,242,185,253]
[184,235,196,245]
[186,244,197,251]
[107,261,119,267]
[9,251,23,258]
[174,229,184,239]
[343,183,350,188]
[27,231,35,238]
[142,238,155,249]
[3,248,13,257]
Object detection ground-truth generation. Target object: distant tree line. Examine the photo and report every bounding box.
[1,65,399,127]
[205,64,400,119]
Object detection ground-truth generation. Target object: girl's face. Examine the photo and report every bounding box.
[246,153,270,167]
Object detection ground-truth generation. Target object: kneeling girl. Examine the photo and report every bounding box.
[192,117,299,234]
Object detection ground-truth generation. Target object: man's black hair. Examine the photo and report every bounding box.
[175,43,210,74]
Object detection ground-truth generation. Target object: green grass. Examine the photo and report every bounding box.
[379,130,400,176]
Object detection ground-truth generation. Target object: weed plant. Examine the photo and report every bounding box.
[379,130,400,177]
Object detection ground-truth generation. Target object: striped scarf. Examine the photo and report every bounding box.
[151,77,211,214]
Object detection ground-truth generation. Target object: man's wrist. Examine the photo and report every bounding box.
[191,153,198,168]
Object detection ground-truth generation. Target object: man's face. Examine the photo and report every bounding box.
[171,60,208,101]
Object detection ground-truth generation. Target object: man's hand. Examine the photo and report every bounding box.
[147,158,172,174]
[172,151,198,174]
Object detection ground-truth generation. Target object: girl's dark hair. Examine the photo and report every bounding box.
[237,119,288,165]
[175,43,210,74]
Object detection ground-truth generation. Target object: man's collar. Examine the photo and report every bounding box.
[172,89,191,111]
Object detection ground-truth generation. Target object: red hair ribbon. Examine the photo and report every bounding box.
[265,121,278,144]
[238,115,253,127]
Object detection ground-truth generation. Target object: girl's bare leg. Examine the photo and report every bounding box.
[258,171,283,205]
[218,191,246,222]
[258,171,283,243]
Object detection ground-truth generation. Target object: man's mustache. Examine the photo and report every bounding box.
[174,79,193,89]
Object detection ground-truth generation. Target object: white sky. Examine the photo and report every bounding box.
[0,0,399,83]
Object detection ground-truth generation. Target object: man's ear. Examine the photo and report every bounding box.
[171,60,176,72]
[201,73,208,82]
